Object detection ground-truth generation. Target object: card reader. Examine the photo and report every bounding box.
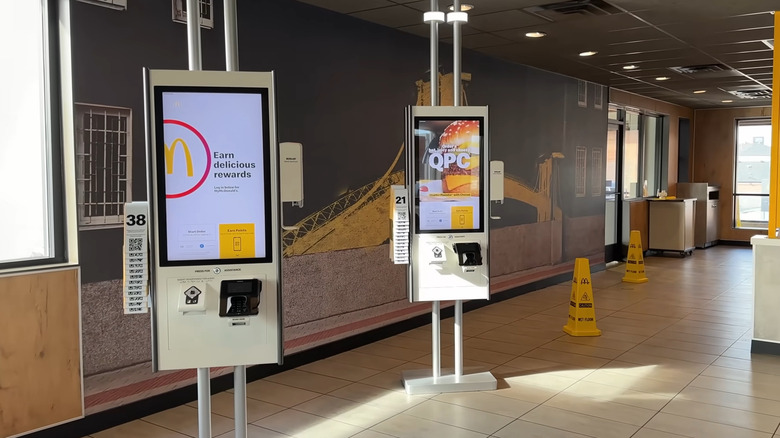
[218,279,261,317]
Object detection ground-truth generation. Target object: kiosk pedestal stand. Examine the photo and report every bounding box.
[398,0,496,394]
[144,1,283,437]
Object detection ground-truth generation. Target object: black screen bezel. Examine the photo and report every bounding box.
[413,116,485,234]
[153,85,273,266]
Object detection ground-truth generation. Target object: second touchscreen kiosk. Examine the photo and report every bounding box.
[406,106,489,302]
[145,69,282,371]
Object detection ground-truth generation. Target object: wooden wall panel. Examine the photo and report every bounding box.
[693,107,772,242]
[0,267,82,437]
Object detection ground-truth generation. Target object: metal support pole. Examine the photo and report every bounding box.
[197,368,212,438]
[454,300,463,379]
[223,2,247,436]
[452,0,462,107]
[429,0,442,381]
[186,0,202,71]
[432,301,441,379]
[224,0,239,71]
[234,366,247,438]
[429,0,439,106]
[451,0,464,380]
[187,1,209,436]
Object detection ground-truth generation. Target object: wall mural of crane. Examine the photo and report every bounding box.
[282,73,565,262]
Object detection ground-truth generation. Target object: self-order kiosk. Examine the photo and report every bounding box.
[406,106,490,302]
[144,69,282,370]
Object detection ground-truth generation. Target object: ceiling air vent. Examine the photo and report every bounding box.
[723,88,772,99]
[668,64,729,75]
[523,0,621,22]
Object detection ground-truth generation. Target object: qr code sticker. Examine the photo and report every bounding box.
[128,238,143,252]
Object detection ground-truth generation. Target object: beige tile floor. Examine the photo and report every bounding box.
[85,246,780,438]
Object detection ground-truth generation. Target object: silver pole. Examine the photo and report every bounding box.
[223,2,247,436]
[454,300,463,379]
[430,0,439,106]
[197,368,212,438]
[452,0,461,107]
[224,0,239,71]
[451,0,464,379]
[234,366,247,438]
[432,301,441,379]
[429,0,441,381]
[186,0,202,71]
[187,1,209,436]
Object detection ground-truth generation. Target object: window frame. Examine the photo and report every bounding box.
[0,0,70,271]
[75,103,133,229]
[733,117,772,230]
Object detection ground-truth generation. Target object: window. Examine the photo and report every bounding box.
[575,146,587,197]
[577,80,587,108]
[591,148,602,196]
[0,1,67,267]
[75,104,132,228]
[594,84,604,110]
[734,118,771,229]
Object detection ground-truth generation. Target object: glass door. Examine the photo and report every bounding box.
[605,122,621,262]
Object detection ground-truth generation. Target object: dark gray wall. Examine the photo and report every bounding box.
[72,0,606,375]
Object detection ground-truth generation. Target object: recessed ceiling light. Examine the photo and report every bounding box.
[623,65,638,70]
[579,51,598,57]
[448,3,474,11]
[693,90,707,94]
[525,31,547,38]
[722,100,733,103]
[656,76,670,81]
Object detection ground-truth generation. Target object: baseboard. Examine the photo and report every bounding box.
[22,268,579,438]
[718,240,751,247]
[752,339,780,355]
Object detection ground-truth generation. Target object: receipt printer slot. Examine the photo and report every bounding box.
[219,279,261,317]
[452,242,482,266]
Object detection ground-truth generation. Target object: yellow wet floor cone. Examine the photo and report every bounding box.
[623,230,649,283]
[563,258,601,337]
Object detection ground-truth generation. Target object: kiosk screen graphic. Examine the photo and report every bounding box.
[414,117,484,233]
[154,87,272,265]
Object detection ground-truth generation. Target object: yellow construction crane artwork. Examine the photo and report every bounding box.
[282,73,564,257]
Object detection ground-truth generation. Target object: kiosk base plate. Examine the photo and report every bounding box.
[401,368,497,395]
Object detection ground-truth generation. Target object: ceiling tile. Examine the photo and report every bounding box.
[396,22,481,38]
[468,10,548,32]
[294,0,779,108]
[443,32,515,49]
[350,5,425,28]
[296,0,394,13]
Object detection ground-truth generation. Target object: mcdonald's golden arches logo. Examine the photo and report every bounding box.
[163,119,211,198]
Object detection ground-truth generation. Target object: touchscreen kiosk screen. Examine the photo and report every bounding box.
[155,87,272,265]
[414,118,483,233]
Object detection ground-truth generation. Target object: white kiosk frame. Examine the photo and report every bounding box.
[144,69,283,371]
[402,105,496,393]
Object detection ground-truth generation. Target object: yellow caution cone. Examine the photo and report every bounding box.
[563,258,601,337]
[623,230,649,283]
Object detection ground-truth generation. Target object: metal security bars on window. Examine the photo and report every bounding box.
[591,148,602,196]
[575,146,587,197]
[76,104,132,228]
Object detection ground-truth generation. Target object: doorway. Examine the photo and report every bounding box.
[605,121,622,262]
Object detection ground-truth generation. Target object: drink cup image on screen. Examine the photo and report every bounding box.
[439,120,480,196]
